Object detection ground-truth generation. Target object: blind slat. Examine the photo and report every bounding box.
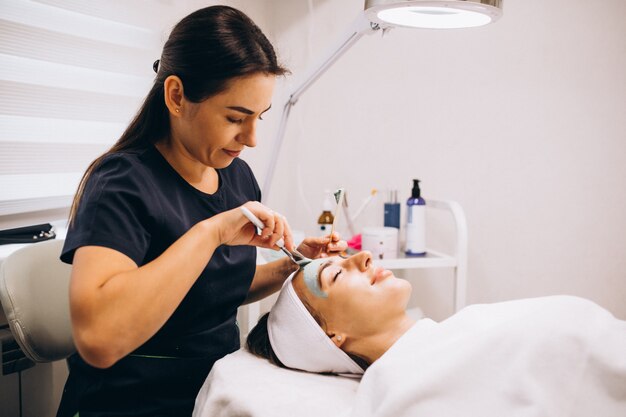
[0,53,152,97]
[34,0,176,31]
[0,19,156,77]
[0,196,73,216]
[1,0,161,50]
[0,173,82,201]
[0,115,124,144]
[0,142,108,175]
[0,80,142,123]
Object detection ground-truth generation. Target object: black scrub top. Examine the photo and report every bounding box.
[57,146,259,417]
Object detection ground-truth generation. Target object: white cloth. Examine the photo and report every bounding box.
[267,271,364,375]
[193,349,359,417]
[351,296,626,417]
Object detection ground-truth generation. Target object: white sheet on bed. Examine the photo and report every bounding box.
[193,348,359,417]
[351,295,626,417]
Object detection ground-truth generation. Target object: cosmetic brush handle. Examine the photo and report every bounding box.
[352,189,377,221]
[328,189,345,242]
[240,206,285,248]
[328,203,340,239]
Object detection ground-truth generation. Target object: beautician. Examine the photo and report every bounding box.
[56,6,345,417]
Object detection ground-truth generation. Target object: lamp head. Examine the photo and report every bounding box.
[365,0,503,29]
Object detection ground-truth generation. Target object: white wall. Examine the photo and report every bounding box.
[249,0,626,320]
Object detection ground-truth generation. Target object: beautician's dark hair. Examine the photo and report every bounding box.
[69,5,288,223]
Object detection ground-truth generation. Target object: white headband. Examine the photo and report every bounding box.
[267,271,364,375]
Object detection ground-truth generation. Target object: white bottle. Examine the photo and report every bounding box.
[405,179,426,256]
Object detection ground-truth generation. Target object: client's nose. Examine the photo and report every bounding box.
[350,251,372,272]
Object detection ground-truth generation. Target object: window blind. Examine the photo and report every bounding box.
[0,0,166,216]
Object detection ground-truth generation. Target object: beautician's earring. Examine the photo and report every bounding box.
[336,335,342,341]
[175,108,180,113]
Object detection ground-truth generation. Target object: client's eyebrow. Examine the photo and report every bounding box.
[317,259,334,288]
[226,104,272,115]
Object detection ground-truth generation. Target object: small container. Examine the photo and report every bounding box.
[384,189,401,229]
[362,227,398,260]
[317,190,334,236]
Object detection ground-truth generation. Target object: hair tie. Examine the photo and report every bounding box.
[152,59,160,73]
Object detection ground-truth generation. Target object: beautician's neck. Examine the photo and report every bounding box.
[351,314,415,364]
[155,140,214,183]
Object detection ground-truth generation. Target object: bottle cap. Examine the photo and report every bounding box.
[388,189,398,203]
[411,179,421,199]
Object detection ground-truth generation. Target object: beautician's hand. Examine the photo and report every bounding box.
[297,232,347,259]
[216,201,295,251]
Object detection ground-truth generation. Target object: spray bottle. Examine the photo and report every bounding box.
[405,179,426,256]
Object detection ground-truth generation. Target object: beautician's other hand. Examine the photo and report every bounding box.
[216,201,295,251]
[297,232,347,259]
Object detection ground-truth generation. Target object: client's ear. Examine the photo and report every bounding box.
[328,332,347,348]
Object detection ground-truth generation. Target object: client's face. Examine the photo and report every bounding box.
[293,251,411,340]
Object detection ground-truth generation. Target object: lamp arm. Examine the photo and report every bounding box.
[262,13,383,203]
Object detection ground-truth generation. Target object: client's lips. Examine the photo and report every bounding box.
[371,266,392,285]
[223,149,242,158]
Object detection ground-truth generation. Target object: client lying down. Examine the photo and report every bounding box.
[247,251,626,417]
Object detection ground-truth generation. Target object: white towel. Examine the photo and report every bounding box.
[351,296,626,417]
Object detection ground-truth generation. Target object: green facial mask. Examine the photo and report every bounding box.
[302,258,328,298]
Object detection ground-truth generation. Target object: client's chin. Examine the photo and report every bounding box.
[381,275,413,310]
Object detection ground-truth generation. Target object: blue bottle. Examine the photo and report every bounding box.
[405,179,426,256]
[384,190,400,229]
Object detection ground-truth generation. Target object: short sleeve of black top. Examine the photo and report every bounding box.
[62,146,259,359]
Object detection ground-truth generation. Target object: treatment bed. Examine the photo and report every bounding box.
[193,296,626,417]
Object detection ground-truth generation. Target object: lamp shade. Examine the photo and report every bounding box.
[365,0,503,29]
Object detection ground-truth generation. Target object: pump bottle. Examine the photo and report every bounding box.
[405,179,426,256]
[317,190,335,236]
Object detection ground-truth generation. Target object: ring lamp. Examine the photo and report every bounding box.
[365,0,502,29]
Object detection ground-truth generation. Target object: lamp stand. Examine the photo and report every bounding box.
[262,13,386,202]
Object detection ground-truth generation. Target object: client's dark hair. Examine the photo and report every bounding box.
[246,312,284,367]
[248,285,328,368]
[246,312,369,371]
